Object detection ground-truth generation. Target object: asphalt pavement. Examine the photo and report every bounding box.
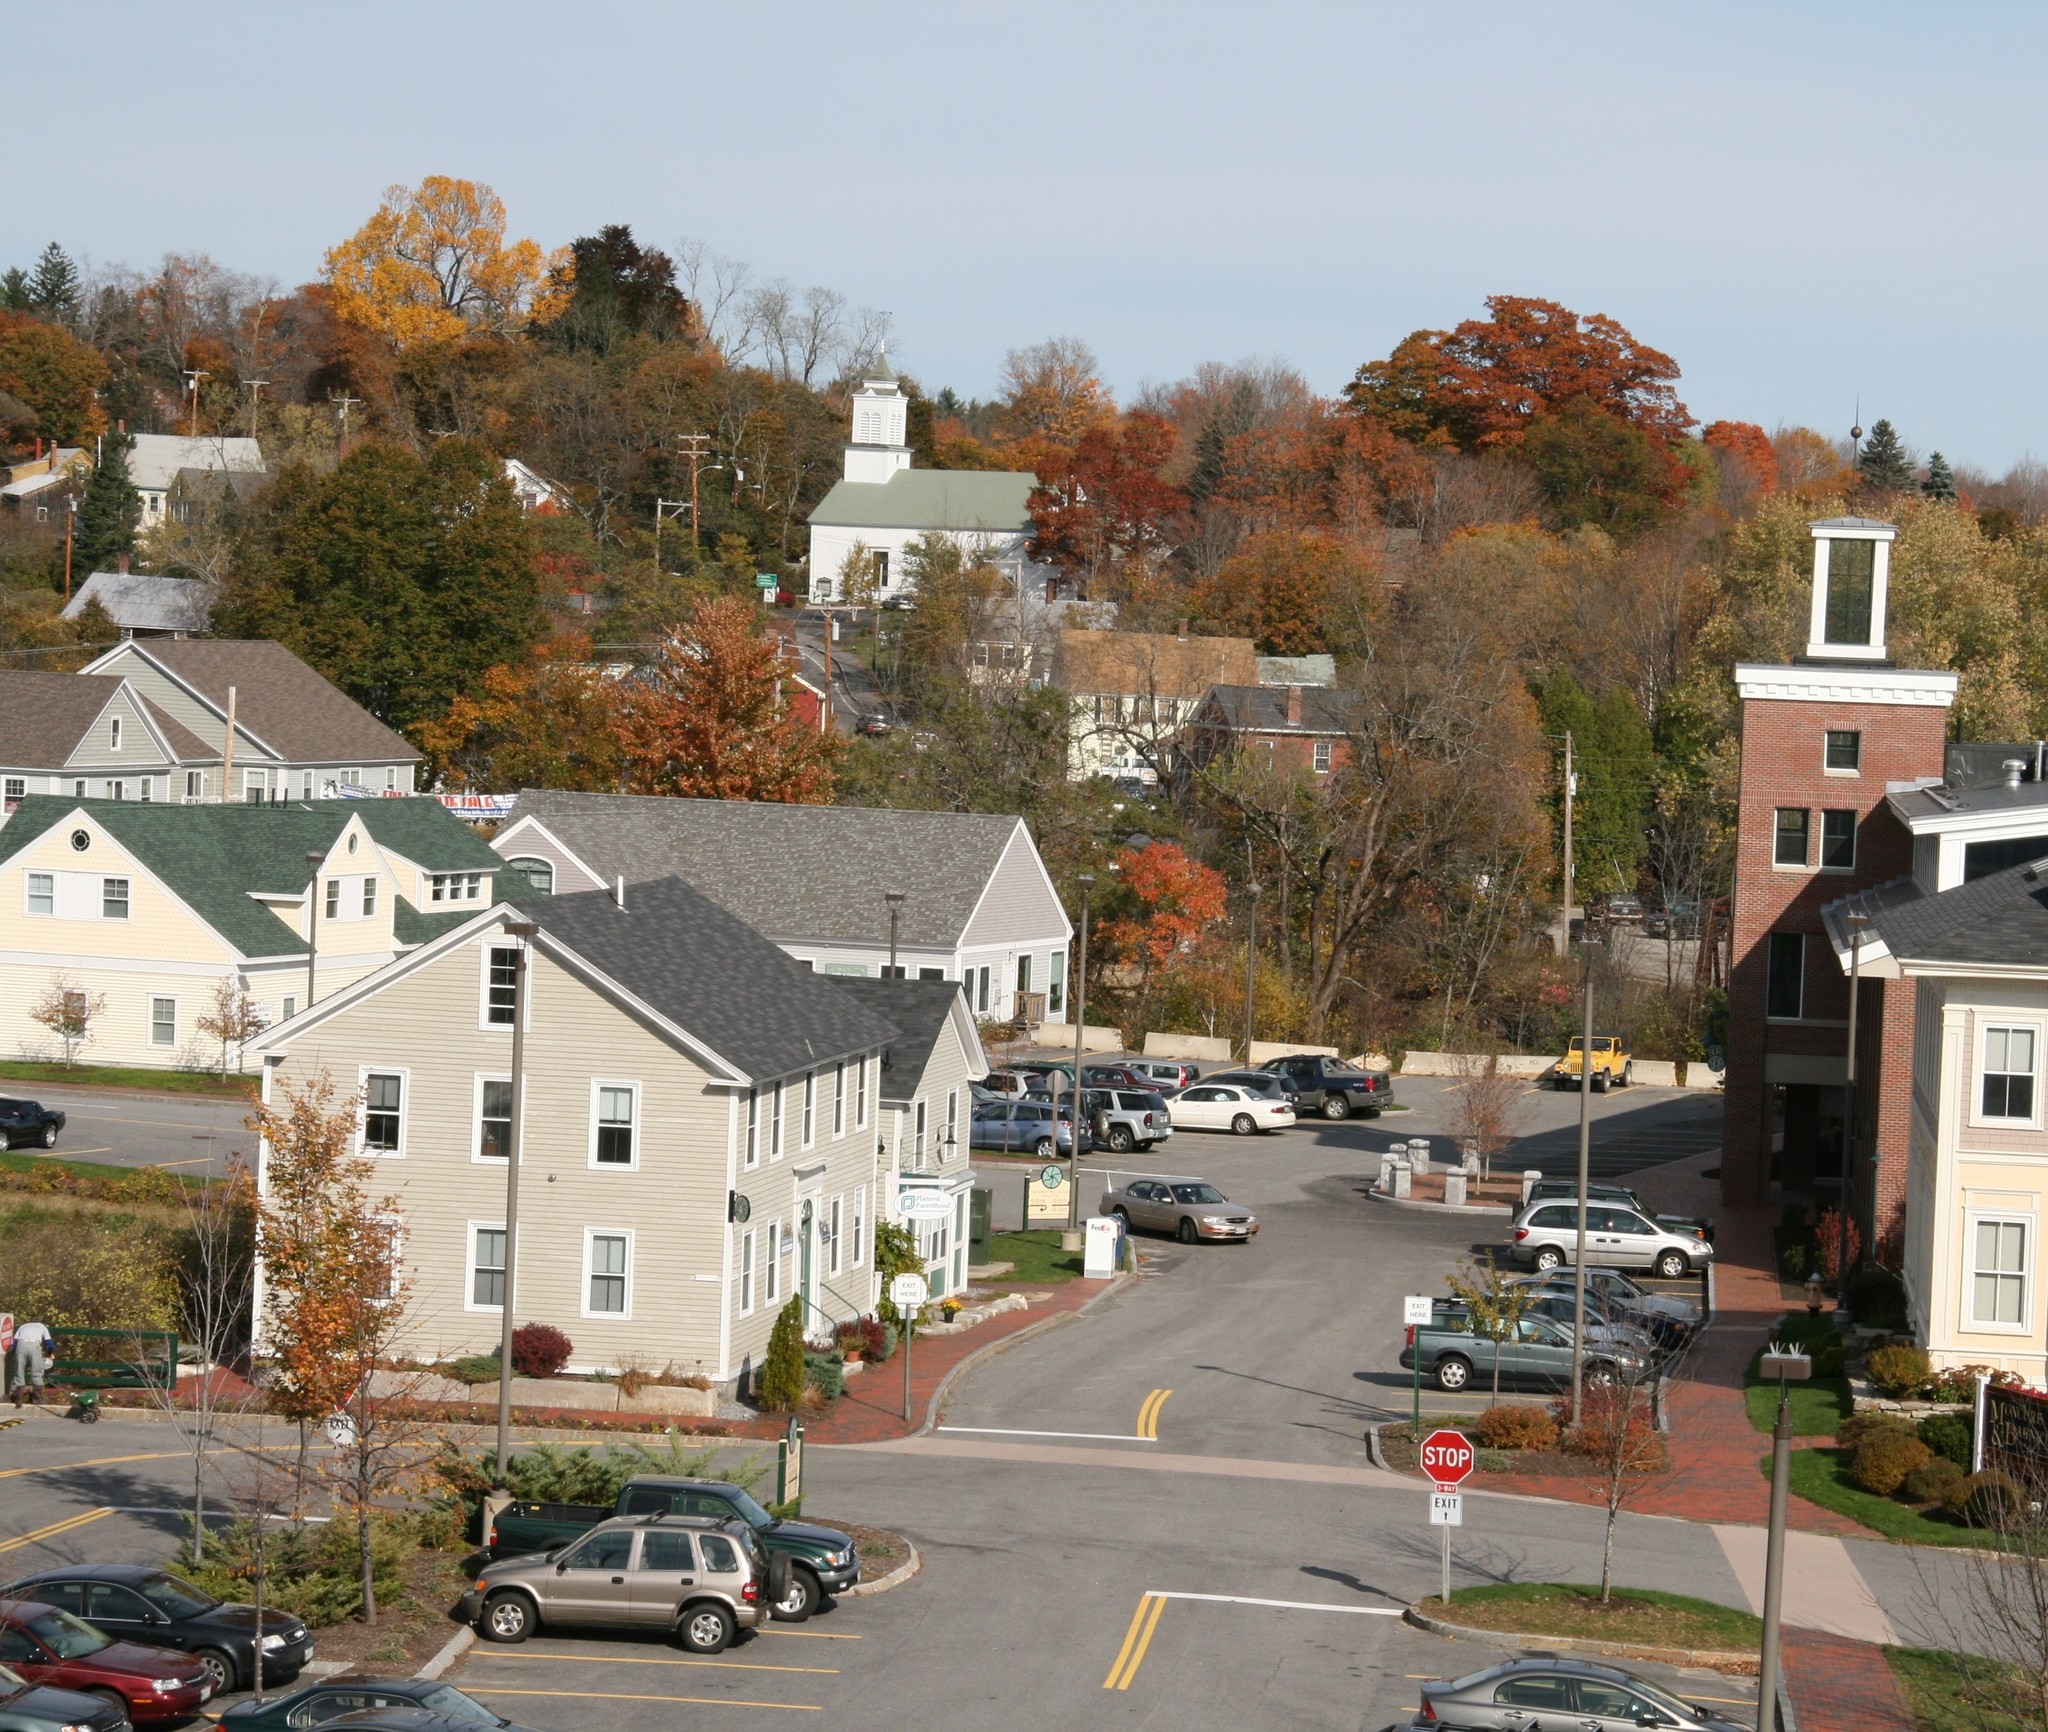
[26,1083,255,1175]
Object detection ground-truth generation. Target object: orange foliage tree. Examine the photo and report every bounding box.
[1027,412,1186,594]
[1097,842,1229,975]
[1191,529,1377,654]
[0,311,108,445]
[412,632,626,792]
[617,596,838,802]
[1702,420,1777,495]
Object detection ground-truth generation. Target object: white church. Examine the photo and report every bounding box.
[806,361,1046,605]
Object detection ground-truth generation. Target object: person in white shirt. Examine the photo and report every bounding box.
[10,1320,51,1403]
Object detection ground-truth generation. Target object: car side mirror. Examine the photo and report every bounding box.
[555,1561,568,1573]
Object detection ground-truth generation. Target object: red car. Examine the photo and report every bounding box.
[0,1598,211,1722]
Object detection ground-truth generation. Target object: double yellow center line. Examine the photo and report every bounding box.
[0,1507,112,1554]
[1103,1592,1167,1689]
[1136,1388,1171,1440]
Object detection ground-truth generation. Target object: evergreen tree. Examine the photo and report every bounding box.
[1922,450,1957,502]
[1189,379,1259,508]
[758,1297,807,1411]
[28,244,79,318]
[533,225,690,355]
[1857,418,1914,493]
[1536,670,1657,903]
[0,268,30,313]
[74,432,141,575]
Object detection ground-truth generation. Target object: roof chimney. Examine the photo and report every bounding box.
[1285,685,1302,727]
[1176,619,1189,641]
[117,552,129,575]
[614,875,626,909]
[2005,758,2027,790]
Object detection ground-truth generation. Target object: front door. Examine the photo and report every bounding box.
[548,1528,636,1623]
[799,1198,818,1330]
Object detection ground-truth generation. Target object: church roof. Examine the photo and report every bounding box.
[810,468,1035,533]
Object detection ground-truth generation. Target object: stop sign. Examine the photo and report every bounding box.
[1421,1428,1474,1487]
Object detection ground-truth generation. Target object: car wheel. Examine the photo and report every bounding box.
[679,1602,736,1654]
[481,1591,535,1643]
[1322,1094,1350,1121]
[1230,1113,1256,1136]
[1655,1251,1690,1280]
[1592,1073,1608,1093]
[39,1123,56,1148]
[1622,1063,1633,1087]
[1534,1247,1565,1272]
[1435,1355,1473,1392]
[1108,1126,1134,1152]
[87,1689,129,1716]
[1034,1137,1054,1158]
[195,1647,237,1694]
[771,1565,819,1622]
[1177,1217,1198,1245]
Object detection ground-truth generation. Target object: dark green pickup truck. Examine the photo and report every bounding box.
[486,1475,858,1622]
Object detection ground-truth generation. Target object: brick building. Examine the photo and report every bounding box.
[1183,683,1354,776]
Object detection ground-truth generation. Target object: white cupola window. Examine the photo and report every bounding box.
[1805,517,1894,662]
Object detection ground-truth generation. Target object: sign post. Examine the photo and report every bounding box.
[890,1272,929,1423]
[1421,1427,1474,1609]
[1403,1295,1432,1439]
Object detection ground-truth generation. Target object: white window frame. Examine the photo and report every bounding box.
[1818,808,1858,874]
[855,1056,870,1130]
[1973,1022,2044,1129]
[478,942,528,1030]
[1773,806,1811,870]
[765,1219,782,1303]
[739,1228,756,1316]
[108,717,121,751]
[3,778,24,803]
[833,1062,846,1137]
[243,768,267,804]
[1824,728,1862,776]
[148,994,177,1048]
[913,1097,928,1166]
[588,1078,641,1170]
[852,1186,866,1267]
[581,1227,634,1319]
[471,1073,514,1163]
[829,1195,843,1277]
[104,780,123,801]
[325,878,341,920]
[744,1087,760,1170]
[361,875,378,917]
[24,872,51,917]
[946,1088,959,1157]
[185,770,203,800]
[771,1080,785,1161]
[1964,1210,2035,1334]
[467,1221,508,1313]
[1048,949,1065,1016]
[101,876,130,920]
[138,778,152,803]
[802,1070,816,1149]
[359,1066,408,1158]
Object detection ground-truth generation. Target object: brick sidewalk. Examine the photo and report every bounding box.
[1784,1629,1915,1732]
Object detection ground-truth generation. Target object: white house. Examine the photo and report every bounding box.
[491,791,1073,1026]
[806,361,1046,605]
[122,435,265,529]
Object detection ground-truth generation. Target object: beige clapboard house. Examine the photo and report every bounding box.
[249,877,904,1385]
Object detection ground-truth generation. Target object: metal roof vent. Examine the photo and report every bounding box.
[2006,759,2027,790]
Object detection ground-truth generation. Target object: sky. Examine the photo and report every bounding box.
[9,2,2047,469]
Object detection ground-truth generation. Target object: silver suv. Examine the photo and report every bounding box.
[459,1514,769,1653]
[1509,1198,1713,1280]
[1082,1088,1174,1153]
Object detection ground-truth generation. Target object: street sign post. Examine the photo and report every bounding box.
[1421,1427,1473,1609]
[891,1273,930,1422]
[1403,1295,1431,1436]
[1428,1491,1462,1525]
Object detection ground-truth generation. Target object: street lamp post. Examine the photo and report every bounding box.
[493,920,540,1491]
[1569,937,1598,1428]
[1067,875,1095,1237]
[1838,912,1870,1307]
[1243,882,1263,1061]
[1755,1343,1813,1730]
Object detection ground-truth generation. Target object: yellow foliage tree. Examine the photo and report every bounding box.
[324,176,569,349]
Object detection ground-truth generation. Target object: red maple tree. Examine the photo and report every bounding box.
[1702,420,1778,495]
[1097,842,1228,973]
[1027,412,1186,587]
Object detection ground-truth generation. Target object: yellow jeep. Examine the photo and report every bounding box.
[1554,1032,1632,1092]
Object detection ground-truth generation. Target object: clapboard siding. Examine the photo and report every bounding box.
[960,824,1068,950]
[493,822,607,895]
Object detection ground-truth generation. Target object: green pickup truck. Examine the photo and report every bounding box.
[1398,1312,1650,1394]
[486,1475,858,1621]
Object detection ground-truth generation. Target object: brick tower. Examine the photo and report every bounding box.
[1722,518,1956,1217]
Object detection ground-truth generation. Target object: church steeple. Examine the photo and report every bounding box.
[843,352,912,484]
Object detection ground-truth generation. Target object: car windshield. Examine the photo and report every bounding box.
[417,1685,507,1724]
[133,1572,217,1618]
[1626,1677,1699,1718]
[26,1610,109,1658]
[1170,1184,1226,1204]
[719,1487,776,1529]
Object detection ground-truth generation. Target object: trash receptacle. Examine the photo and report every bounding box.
[969,1186,991,1256]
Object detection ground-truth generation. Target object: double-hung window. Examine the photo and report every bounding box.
[24,873,51,916]
[101,877,129,920]
[186,770,203,800]
[478,1078,513,1159]
[149,997,176,1047]
[361,876,378,917]
[765,1221,781,1303]
[739,1229,755,1315]
[744,1088,760,1169]
[1819,810,1857,872]
[1982,1026,2038,1121]
[855,1057,869,1128]
[485,946,520,1025]
[852,1187,866,1266]
[1773,807,1810,868]
[1825,729,1861,772]
[586,1231,630,1315]
[362,1072,404,1154]
[913,1098,928,1166]
[771,1081,785,1160]
[1972,1218,2029,1328]
[1313,739,1334,773]
[802,1072,816,1148]
[471,1227,507,1308]
[325,879,341,919]
[594,1084,636,1165]
[829,1196,843,1276]
[1765,932,1805,1021]
[833,1063,846,1137]
[1049,950,1066,1016]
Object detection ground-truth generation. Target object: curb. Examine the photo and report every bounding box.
[1363,1189,1512,1219]
[918,1271,1133,1436]
[414,1624,475,1681]
[1401,1605,1756,1674]
[1364,1421,1390,1472]
[839,1534,921,1597]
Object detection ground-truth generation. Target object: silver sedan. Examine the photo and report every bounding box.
[1100,1177,1258,1244]
[1418,1657,1748,1731]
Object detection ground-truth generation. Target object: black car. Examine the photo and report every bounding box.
[1256,1054,1393,1119]
[329,1716,545,1732]
[854,713,893,737]
[1195,1070,1296,1101]
[0,1565,311,1695]
[0,1100,63,1150]
[222,1678,516,1731]
[0,1663,126,1732]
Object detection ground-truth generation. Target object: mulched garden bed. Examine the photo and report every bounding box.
[291,1546,472,1678]
[1378,1418,1603,1481]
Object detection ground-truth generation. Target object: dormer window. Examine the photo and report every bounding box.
[431,872,485,903]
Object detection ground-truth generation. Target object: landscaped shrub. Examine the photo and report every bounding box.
[1779,1243,1809,1281]
[1850,1431,1932,1496]
[1550,1388,1669,1471]
[1917,1411,1973,1468]
[1928,1362,2021,1403]
[836,1316,891,1361]
[1475,1404,1560,1452]
[1847,1266,1909,1330]
[1901,1456,1966,1508]
[1946,1470,2026,1528]
[758,1297,807,1411]
[1814,1210,1861,1283]
[1835,1410,1915,1451]
[803,1351,844,1400]
[440,1353,502,1385]
[1865,1343,1933,1397]
[510,1323,573,1378]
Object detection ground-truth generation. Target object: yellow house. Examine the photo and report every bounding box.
[0,796,502,1070]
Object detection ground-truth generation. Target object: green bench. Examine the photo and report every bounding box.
[42,1327,179,1390]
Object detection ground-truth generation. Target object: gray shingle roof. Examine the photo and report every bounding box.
[505,791,1026,948]
[825,976,968,1099]
[1866,858,2048,969]
[111,640,420,765]
[809,469,1035,532]
[1195,683,1354,735]
[63,571,213,634]
[516,877,899,1081]
[0,674,132,765]
[123,435,265,493]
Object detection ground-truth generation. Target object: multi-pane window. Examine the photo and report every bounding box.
[771,1081,785,1159]
[361,877,378,917]
[149,996,176,1047]
[486,947,519,1025]
[855,1057,869,1128]
[3,778,23,803]
[765,1221,781,1303]
[325,879,341,919]
[478,1079,513,1159]
[852,1188,866,1266]
[1983,1027,2037,1120]
[138,779,151,802]
[1313,739,1333,773]
[833,1063,846,1137]
[587,1233,628,1314]
[744,1088,759,1169]
[802,1072,816,1147]
[186,770,203,800]
[363,1072,403,1152]
[1773,808,1810,868]
[431,873,485,903]
[829,1196,843,1276]
[977,968,991,1013]
[1017,955,1032,996]
[472,1228,506,1308]
[595,1085,635,1165]
[739,1229,755,1314]
[108,718,121,750]
[1972,1218,2029,1326]
[244,770,266,804]
[101,877,129,920]
[25,873,51,916]
[103,781,123,801]
[1825,730,1862,771]
[1819,810,1857,871]
[1765,932,1804,1021]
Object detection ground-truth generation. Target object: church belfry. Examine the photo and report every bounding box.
[842,355,912,485]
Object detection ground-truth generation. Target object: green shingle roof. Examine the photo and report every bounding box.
[0,796,500,961]
[808,469,1036,532]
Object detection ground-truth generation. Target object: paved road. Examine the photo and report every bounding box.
[788,611,891,732]
[29,1084,254,1175]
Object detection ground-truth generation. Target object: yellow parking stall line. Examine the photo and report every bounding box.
[1136,1388,1171,1440]
[0,1506,112,1553]
[0,1453,183,1481]
[470,1650,837,1675]
[1102,1592,1167,1690]
[468,1686,818,1712]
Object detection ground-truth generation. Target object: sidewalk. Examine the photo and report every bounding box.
[1784,1629,1915,1732]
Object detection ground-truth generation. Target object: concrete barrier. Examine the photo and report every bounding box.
[1398,1051,1555,1078]
[1143,1031,1235,1062]
[1033,1022,1125,1054]
[1247,1040,1338,1064]
[1631,1059,1679,1087]
[476,1378,716,1417]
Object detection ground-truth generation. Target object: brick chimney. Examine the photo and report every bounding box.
[117,553,129,575]
[1286,685,1302,726]
[1175,619,1189,641]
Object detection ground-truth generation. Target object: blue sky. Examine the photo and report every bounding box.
[10,2,2044,468]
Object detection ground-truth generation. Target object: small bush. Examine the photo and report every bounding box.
[440,1353,501,1386]
[1850,1431,1932,1496]
[836,1316,889,1360]
[1866,1343,1933,1397]
[758,1298,807,1411]
[1475,1404,1560,1452]
[1836,1410,1916,1451]
[1901,1457,1966,1507]
[804,1351,844,1401]
[1815,1210,1861,1283]
[1847,1266,1909,1330]
[176,1510,409,1628]
[1947,1469,2027,1528]
[1550,1388,1669,1471]
[510,1323,573,1378]
[1780,1243,1809,1281]
[1918,1411,1973,1468]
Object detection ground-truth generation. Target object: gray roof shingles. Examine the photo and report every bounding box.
[0,674,133,766]
[1867,857,2048,969]
[117,640,420,765]
[826,976,968,1099]
[809,469,1035,532]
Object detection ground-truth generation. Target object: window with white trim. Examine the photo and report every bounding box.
[1819,809,1857,872]
[585,1231,630,1315]
[829,1195,843,1277]
[108,718,121,751]
[101,877,129,920]
[362,1072,404,1154]
[855,1056,869,1129]
[802,1071,816,1148]
[103,780,123,801]
[325,879,340,920]
[913,1098,928,1165]
[593,1083,636,1166]
[771,1080,784,1160]
[484,946,520,1026]
[852,1187,865,1266]
[185,770,203,800]
[1313,738,1333,773]
[477,1077,513,1160]
[3,778,24,804]
[149,996,176,1047]
[138,779,151,802]
[243,769,266,804]
[744,1088,759,1170]
[1971,1217,2029,1327]
[471,1226,507,1309]
[833,1062,846,1137]
[1049,949,1065,1016]
[24,873,51,916]
[765,1220,781,1302]
[431,872,485,904]
[361,876,378,917]
[946,1088,958,1156]
[739,1229,755,1315]
[1773,807,1810,868]
[1982,1026,2037,1121]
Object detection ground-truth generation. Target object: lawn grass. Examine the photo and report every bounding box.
[1784,1447,1998,1547]
[981,1230,1083,1284]
[1744,1312,1852,1435]
[1424,1582,1762,1651]
[0,1058,257,1098]
[1886,1645,2039,1731]
[0,1152,207,1193]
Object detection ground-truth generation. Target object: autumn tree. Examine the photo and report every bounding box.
[197,977,268,1077]
[30,975,105,1064]
[1191,529,1374,654]
[324,176,567,349]
[1096,842,1229,980]
[893,534,1008,693]
[1523,399,1673,536]
[617,595,838,801]
[0,311,108,446]
[1027,412,1186,598]
[1702,420,1777,495]
[413,631,627,792]
[998,336,1111,447]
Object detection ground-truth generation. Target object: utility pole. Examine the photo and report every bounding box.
[885,892,905,977]
[183,369,210,436]
[62,495,75,603]
[493,921,539,1490]
[1243,881,1263,1060]
[675,433,711,549]
[1558,730,1575,957]
[242,379,268,441]
[330,393,362,450]
[1570,938,1596,1429]
[1839,913,1869,1306]
[303,850,323,1011]
[1755,1344,1812,1731]
[1067,875,1095,1238]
